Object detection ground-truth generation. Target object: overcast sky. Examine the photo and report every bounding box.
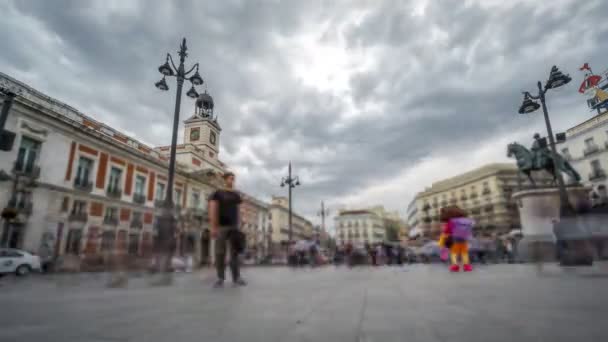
[2,0,607,229]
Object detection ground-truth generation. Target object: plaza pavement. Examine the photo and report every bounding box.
[1,263,607,342]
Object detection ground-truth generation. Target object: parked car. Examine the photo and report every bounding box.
[0,248,41,276]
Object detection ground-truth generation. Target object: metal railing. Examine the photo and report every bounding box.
[584,145,600,156]
[103,216,119,226]
[68,211,88,222]
[589,169,607,181]
[130,219,143,229]
[74,178,93,192]
[133,193,146,204]
[12,161,41,179]
[106,186,122,199]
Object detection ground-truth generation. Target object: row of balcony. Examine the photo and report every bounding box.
[12,161,41,180]
[67,211,144,229]
[72,178,207,211]
[3,197,33,217]
[589,169,607,181]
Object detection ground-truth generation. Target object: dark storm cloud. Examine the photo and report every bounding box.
[2,0,607,222]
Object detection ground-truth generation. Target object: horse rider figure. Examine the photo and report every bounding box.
[530,133,551,170]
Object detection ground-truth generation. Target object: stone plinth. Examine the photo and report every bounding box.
[512,186,591,262]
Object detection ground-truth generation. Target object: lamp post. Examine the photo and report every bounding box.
[280,162,300,243]
[154,38,204,276]
[518,65,574,217]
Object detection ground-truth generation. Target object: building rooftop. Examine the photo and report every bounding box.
[0,72,226,173]
[418,163,517,196]
[565,109,608,138]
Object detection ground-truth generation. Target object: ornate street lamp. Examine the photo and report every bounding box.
[280,162,300,243]
[518,65,574,217]
[153,38,204,280]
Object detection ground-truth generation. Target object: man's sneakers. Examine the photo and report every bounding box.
[233,278,247,287]
[213,278,247,288]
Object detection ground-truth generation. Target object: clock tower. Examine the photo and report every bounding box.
[183,91,221,156]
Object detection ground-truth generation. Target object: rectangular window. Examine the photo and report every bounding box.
[101,231,115,252]
[104,207,118,220]
[591,160,602,173]
[134,175,146,195]
[65,229,82,255]
[16,136,41,173]
[128,233,139,255]
[175,189,182,205]
[75,157,93,185]
[192,192,200,208]
[585,137,596,148]
[155,182,165,201]
[72,200,87,214]
[108,167,122,192]
[132,212,142,223]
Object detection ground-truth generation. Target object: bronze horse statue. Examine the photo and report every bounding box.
[507,142,581,186]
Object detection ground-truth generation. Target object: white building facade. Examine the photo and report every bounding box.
[558,110,608,202]
[0,72,231,266]
[334,209,386,247]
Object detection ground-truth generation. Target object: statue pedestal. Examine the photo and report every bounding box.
[512,186,591,262]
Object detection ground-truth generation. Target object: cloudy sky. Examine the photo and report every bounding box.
[1,0,607,229]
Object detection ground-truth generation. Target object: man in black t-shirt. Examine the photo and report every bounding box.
[209,172,246,287]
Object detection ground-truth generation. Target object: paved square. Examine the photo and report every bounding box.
[1,264,607,342]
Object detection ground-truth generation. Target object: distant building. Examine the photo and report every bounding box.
[408,163,539,239]
[334,207,388,247]
[268,196,314,250]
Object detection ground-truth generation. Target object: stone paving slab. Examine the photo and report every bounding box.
[1,264,607,342]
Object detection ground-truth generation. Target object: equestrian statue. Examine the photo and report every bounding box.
[507,133,581,187]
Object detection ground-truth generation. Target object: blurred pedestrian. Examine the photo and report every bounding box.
[209,172,246,288]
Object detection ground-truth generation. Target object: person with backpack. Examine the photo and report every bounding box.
[209,171,247,288]
[438,206,475,272]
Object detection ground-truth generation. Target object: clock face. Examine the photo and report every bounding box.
[210,132,216,145]
[190,128,200,141]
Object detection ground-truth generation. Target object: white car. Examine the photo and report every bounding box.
[0,248,41,276]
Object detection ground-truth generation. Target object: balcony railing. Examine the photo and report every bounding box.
[68,211,88,222]
[187,207,207,218]
[130,219,143,229]
[74,178,93,192]
[12,161,41,179]
[589,169,607,181]
[460,194,467,201]
[133,193,146,204]
[482,188,491,195]
[470,193,478,199]
[583,145,600,156]
[7,198,33,215]
[106,186,122,199]
[449,198,457,204]
[103,216,119,226]
[154,199,165,208]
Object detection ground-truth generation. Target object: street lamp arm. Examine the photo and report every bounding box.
[167,54,178,74]
[523,91,540,100]
[184,63,199,77]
